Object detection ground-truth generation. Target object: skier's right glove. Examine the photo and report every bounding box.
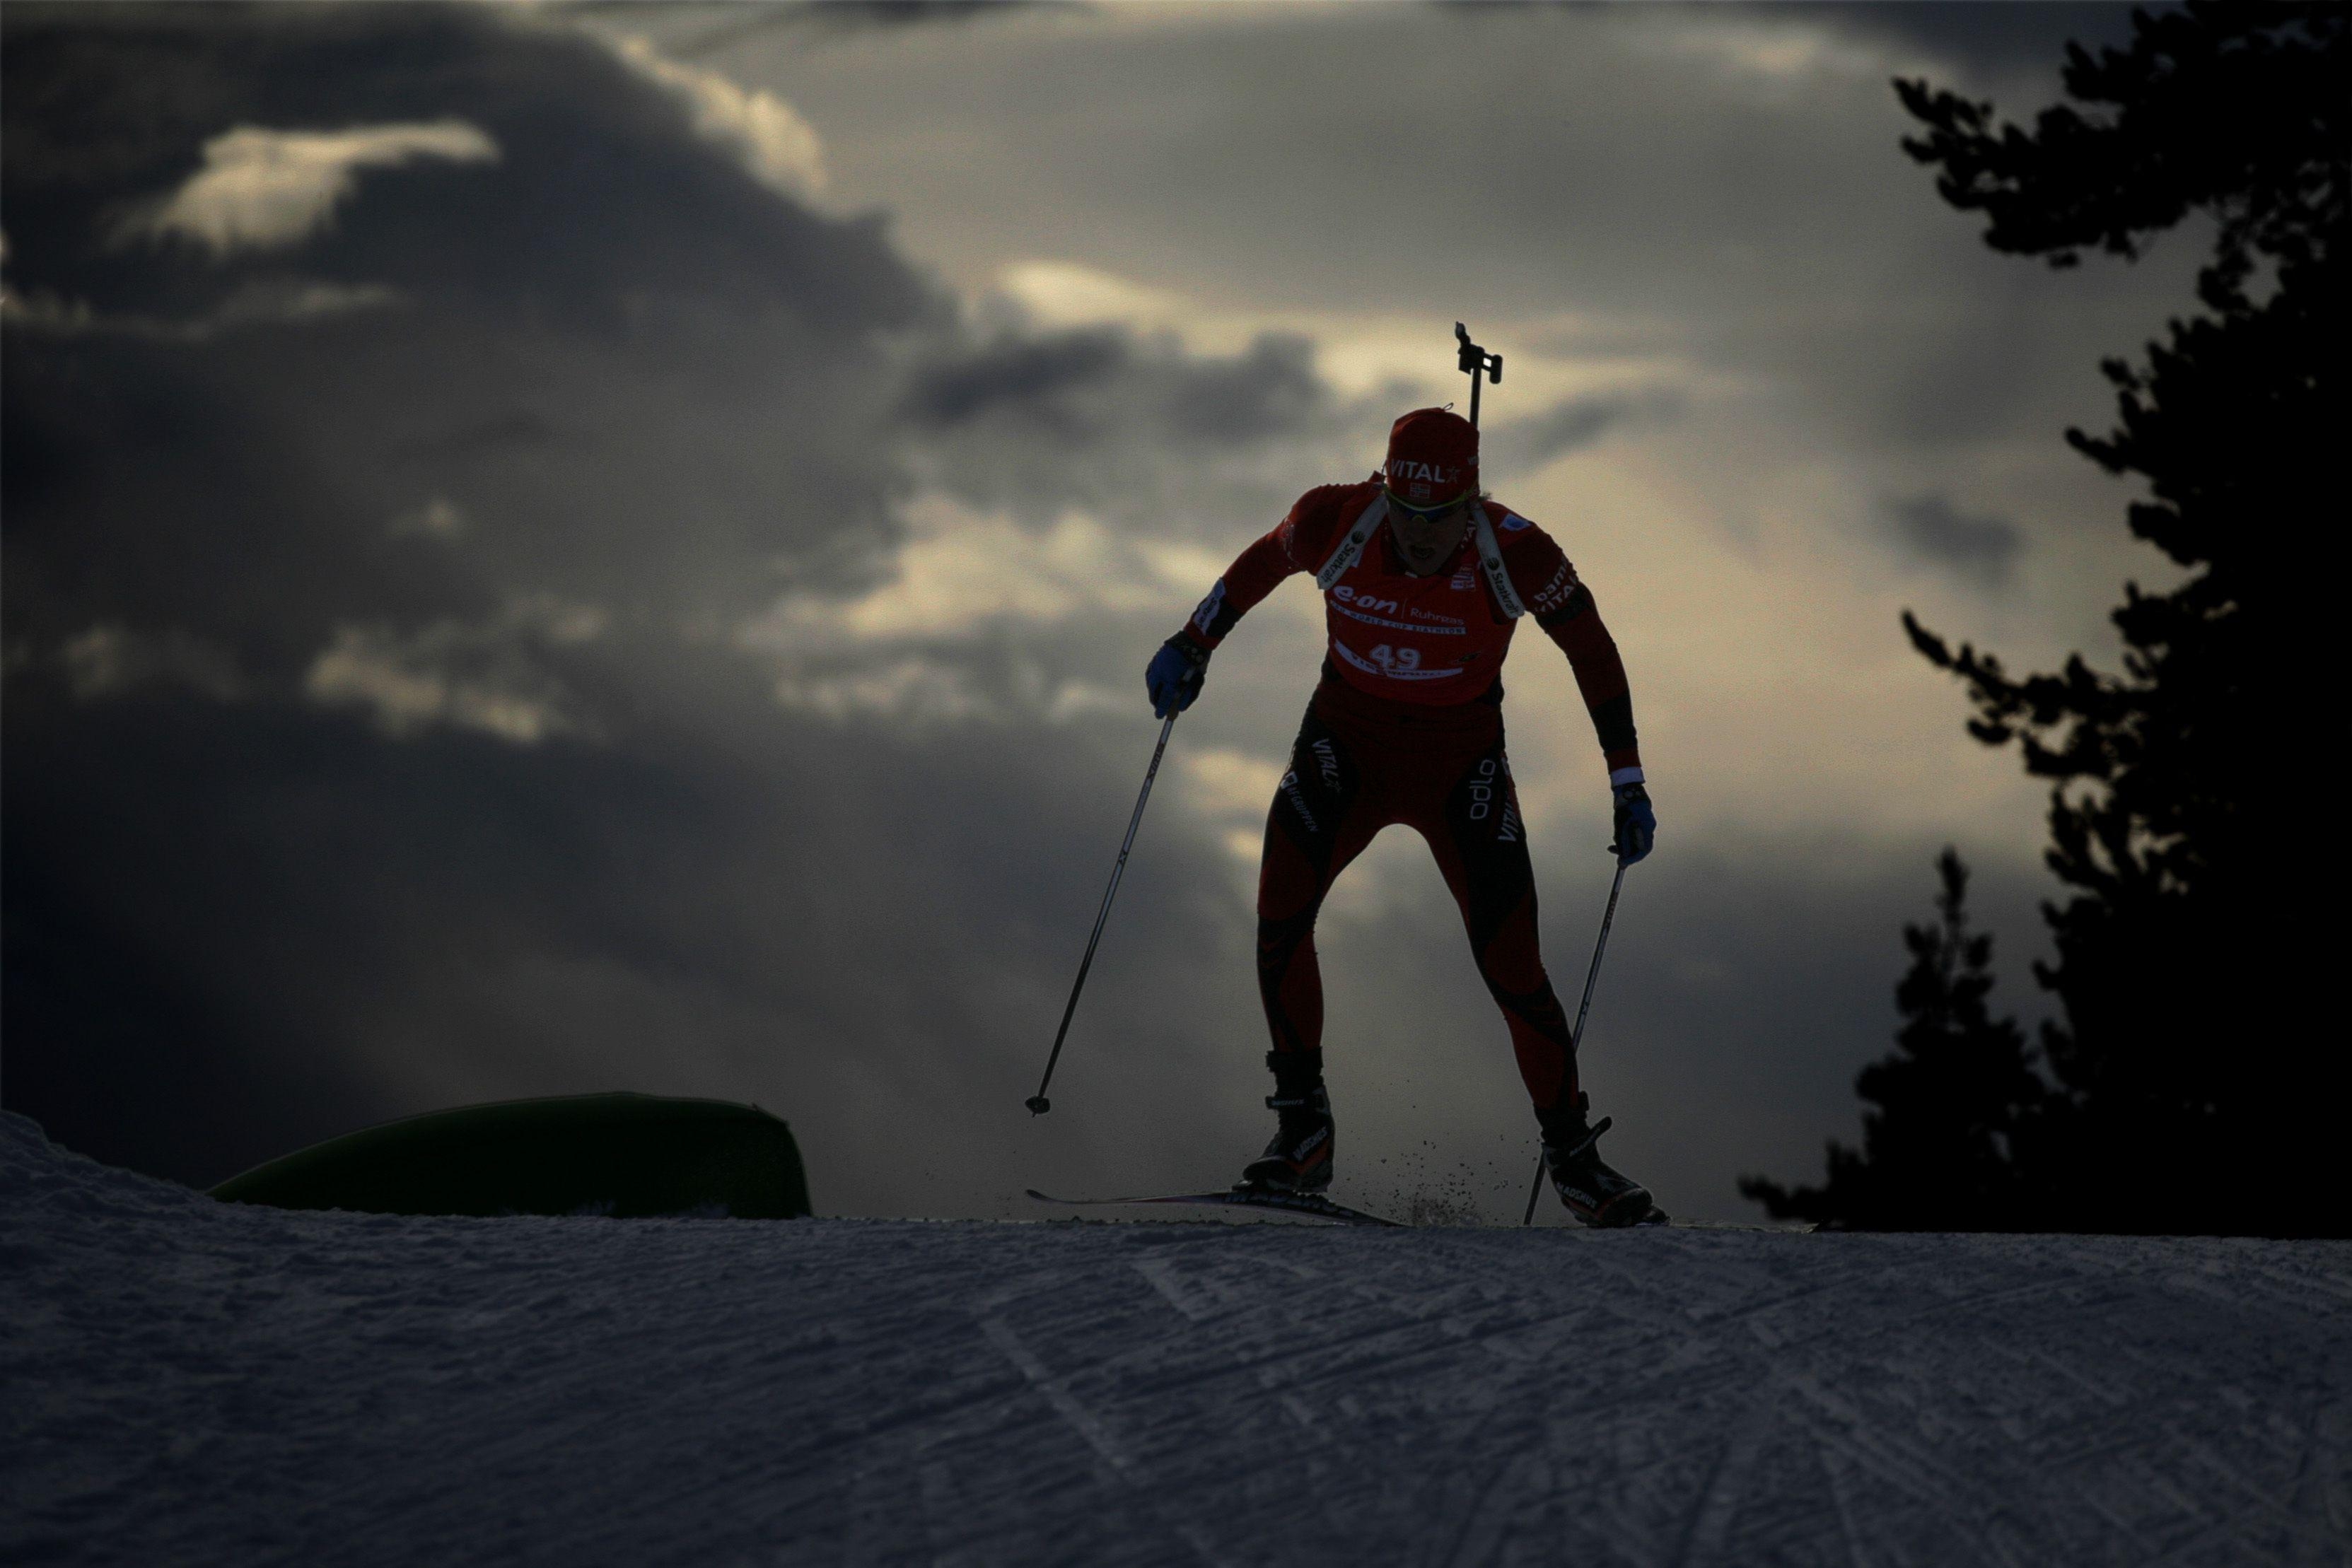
[1146,636,1210,718]
[1612,782,1655,865]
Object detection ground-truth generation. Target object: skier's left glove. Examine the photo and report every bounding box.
[1612,782,1655,865]
[1146,636,1210,718]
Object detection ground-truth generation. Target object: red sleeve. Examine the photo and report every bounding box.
[1498,518,1643,779]
[1172,484,1354,652]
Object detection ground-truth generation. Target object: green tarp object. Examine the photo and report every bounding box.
[211,1092,810,1219]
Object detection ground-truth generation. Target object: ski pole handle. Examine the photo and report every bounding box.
[1027,712,1178,1115]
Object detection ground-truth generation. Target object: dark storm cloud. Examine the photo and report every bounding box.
[1165,334,1329,444]
[1885,491,2024,587]
[900,327,1129,433]
[391,411,561,466]
[3,2,938,658]
[895,323,1363,539]
[2,9,922,332]
[582,0,1083,61]
[1443,1,2160,86]
[1481,388,1685,479]
[1793,2,2164,86]
[902,326,1326,446]
[0,2,1046,1196]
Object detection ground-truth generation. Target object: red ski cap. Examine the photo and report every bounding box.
[1383,407,1477,515]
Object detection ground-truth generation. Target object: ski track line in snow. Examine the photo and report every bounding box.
[974,1306,1238,1568]
[977,1311,1134,1474]
[7,1113,2352,1567]
[1812,1435,1873,1568]
[1667,1390,1773,1568]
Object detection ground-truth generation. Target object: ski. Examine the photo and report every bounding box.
[1027,1188,1809,1233]
[1025,1187,1407,1227]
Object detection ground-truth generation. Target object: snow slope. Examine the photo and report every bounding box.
[4,1111,2346,1567]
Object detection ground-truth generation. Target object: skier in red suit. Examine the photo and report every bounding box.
[1145,407,1660,1226]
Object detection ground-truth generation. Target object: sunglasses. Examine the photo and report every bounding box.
[1385,488,1467,521]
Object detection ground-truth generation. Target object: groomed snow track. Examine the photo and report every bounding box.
[4,1112,2346,1566]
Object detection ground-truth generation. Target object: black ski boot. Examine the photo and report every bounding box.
[1539,1092,1660,1227]
[1239,1050,1334,1193]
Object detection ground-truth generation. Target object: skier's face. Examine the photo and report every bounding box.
[1387,495,1470,575]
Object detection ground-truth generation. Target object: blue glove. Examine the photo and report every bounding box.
[1612,782,1655,865]
[1146,637,1209,718]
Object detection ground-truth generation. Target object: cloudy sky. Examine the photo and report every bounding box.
[2,1,2191,1222]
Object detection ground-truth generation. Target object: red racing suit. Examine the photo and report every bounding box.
[1172,479,1643,1115]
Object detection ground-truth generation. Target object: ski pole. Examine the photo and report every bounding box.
[1026,711,1179,1116]
[1523,855,1630,1224]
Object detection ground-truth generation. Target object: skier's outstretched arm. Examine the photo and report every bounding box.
[1520,544,1656,863]
[1145,487,1346,717]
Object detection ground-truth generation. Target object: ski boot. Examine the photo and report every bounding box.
[1239,1050,1333,1194]
[1539,1092,1660,1227]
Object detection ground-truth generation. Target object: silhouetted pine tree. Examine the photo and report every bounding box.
[1747,4,2344,1235]
[1743,851,2042,1231]
[1907,4,2343,1235]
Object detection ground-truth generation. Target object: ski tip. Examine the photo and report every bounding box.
[1022,1186,1403,1226]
